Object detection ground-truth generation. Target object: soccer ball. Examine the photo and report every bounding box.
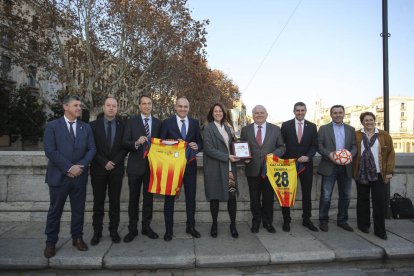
[333,149,352,165]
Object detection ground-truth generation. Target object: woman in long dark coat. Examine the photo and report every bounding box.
[202,103,240,238]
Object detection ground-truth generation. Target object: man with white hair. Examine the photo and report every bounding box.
[241,105,285,233]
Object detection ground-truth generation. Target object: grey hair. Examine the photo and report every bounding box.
[252,105,267,114]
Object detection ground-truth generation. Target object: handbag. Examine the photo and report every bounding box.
[390,193,414,219]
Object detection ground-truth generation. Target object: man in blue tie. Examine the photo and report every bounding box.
[43,95,96,258]
[122,95,162,242]
[160,97,203,241]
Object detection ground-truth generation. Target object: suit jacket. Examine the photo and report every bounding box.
[281,119,318,164]
[123,115,162,175]
[240,122,286,177]
[202,122,237,201]
[43,117,96,187]
[160,115,203,175]
[89,117,127,175]
[317,122,357,177]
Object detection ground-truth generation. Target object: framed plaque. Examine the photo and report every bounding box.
[232,141,251,159]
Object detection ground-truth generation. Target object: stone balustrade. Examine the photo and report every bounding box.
[0,151,412,223]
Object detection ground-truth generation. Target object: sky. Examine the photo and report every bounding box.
[187,0,414,122]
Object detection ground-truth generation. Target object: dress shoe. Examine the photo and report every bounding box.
[186,227,201,238]
[303,220,318,232]
[263,224,276,233]
[164,230,173,241]
[282,222,290,232]
[358,227,370,234]
[251,223,260,233]
[319,223,328,232]
[230,224,239,238]
[90,232,102,246]
[110,231,121,243]
[44,244,56,258]
[337,223,354,232]
[142,225,159,239]
[123,231,138,243]
[210,223,218,238]
[72,238,88,251]
[375,232,388,240]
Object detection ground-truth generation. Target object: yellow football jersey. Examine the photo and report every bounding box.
[148,138,187,196]
[264,154,298,207]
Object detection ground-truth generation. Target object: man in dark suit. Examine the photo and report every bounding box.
[240,105,285,234]
[89,97,127,245]
[43,95,96,258]
[281,102,318,232]
[160,96,203,241]
[122,95,162,242]
[317,105,357,232]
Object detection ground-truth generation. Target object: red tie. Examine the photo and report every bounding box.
[298,121,303,143]
[256,125,262,146]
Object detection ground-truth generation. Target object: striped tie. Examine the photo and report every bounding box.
[144,118,150,138]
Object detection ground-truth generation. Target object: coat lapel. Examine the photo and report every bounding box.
[328,122,336,148]
[211,122,227,146]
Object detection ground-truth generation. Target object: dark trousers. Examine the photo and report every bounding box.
[164,173,197,231]
[91,172,123,233]
[127,172,154,233]
[282,164,314,222]
[247,176,274,226]
[45,177,87,245]
[356,174,386,235]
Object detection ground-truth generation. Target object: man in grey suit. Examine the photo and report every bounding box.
[317,105,357,232]
[241,105,285,233]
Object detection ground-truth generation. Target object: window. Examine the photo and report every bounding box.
[27,66,37,87]
[0,55,11,78]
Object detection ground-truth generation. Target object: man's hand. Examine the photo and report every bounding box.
[188,142,198,151]
[244,159,251,164]
[136,136,147,145]
[68,165,84,177]
[229,155,240,162]
[297,156,310,163]
[105,161,115,171]
[328,152,336,163]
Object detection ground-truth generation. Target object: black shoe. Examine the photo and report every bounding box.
[123,231,138,243]
[303,220,318,232]
[375,232,387,240]
[251,223,260,233]
[164,230,173,241]
[319,223,328,232]
[110,231,121,243]
[358,227,370,234]
[210,223,217,238]
[230,224,239,238]
[142,225,159,239]
[337,223,354,232]
[90,232,102,246]
[186,227,201,238]
[282,222,290,232]
[263,224,276,233]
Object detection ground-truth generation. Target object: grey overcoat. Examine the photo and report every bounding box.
[202,122,238,201]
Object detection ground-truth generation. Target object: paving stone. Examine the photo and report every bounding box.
[195,222,269,267]
[104,224,195,269]
[256,221,335,264]
[0,222,19,236]
[0,238,48,269]
[386,219,414,241]
[310,221,383,261]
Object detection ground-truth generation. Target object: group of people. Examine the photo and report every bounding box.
[42,95,395,259]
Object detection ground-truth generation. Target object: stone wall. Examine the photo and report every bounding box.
[0,151,413,223]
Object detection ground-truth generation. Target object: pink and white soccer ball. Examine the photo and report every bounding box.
[333,149,352,165]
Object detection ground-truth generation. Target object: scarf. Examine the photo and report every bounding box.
[358,133,378,184]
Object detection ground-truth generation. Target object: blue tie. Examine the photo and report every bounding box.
[69,122,75,143]
[180,119,187,140]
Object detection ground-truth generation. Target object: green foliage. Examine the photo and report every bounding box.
[8,86,46,142]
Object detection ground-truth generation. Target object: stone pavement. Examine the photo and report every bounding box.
[1,219,414,275]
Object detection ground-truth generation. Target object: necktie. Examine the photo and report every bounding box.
[256,125,262,146]
[180,119,187,140]
[298,121,303,143]
[107,121,112,149]
[69,121,75,143]
[144,118,150,138]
